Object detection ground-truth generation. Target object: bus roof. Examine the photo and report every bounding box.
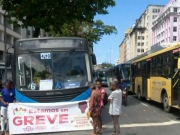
[107,62,131,71]
[132,42,180,63]
[17,37,87,42]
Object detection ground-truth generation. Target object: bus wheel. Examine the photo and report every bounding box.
[163,93,171,113]
[138,87,142,100]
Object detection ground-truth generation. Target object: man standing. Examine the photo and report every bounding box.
[108,81,122,135]
[118,79,126,90]
[96,79,105,132]
[0,80,16,135]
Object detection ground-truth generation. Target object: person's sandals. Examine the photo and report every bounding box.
[96,130,102,134]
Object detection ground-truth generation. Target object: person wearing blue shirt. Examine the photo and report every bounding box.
[0,80,16,135]
[118,79,126,90]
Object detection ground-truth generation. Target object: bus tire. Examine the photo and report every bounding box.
[163,93,171,113]
[138,87,142,100]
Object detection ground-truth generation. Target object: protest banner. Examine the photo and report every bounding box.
[8,100,93,134]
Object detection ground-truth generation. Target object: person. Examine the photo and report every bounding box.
[108,81,122,135]
[118,79,126,90]
[89,84,102,135]
[0,80,16,135]
[96,78,105,129]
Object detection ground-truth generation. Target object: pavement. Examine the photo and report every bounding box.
[13,87,180,135]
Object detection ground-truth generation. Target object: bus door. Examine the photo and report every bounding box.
[142,61,148,97]
[131,64,136,93]
[172,52,179,106]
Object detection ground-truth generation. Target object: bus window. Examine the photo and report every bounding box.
[121,68,130,80]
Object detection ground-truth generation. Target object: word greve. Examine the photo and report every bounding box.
[13,114,68,126]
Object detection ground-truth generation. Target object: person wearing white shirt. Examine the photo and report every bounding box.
[108,81,122,135]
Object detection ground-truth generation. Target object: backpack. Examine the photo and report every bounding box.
[101,89,108,106]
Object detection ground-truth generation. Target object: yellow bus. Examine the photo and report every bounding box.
[131,43,180,112]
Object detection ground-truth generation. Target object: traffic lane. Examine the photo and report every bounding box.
[104,87,180,124]
[29,130,91,135]
[101,95,180,135]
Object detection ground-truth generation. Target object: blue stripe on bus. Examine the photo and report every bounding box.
[70,88,91,101]
[15,88,37,103]
[15,88,91,103]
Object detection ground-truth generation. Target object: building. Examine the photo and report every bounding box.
[0,7,22,81]
[152,0,180,45]
[126,5,164,61]
[21,27,48,39]
[115,59,120,65]
[119,28,131,63]
[119,39,126,63]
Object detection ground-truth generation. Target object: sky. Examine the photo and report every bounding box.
[94,0,170,64]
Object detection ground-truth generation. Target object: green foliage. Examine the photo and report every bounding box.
[0,0,116,38]
[49,20,117,43]
[101,62,113,69]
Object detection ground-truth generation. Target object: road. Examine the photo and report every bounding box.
[20,87,180,135]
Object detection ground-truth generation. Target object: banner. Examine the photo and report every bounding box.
[8,100,93,134]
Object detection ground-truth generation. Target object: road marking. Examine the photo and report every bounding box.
[141,102,149,108]
[103,120,180,128]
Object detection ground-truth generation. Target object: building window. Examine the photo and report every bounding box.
[141,36,144,40]
[141,43,144,46]
[174,8,178,12]
[137,49,140,52]
[174,17,177,22]
[152,15,157,19]
[173,36,177,41]
[141,49,144,52]
[138,36,141,39]
[173,27,177,32]
[138,43,140,46]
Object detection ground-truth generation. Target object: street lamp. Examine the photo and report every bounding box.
[110,48,112,64]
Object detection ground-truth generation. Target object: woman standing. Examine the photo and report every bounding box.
[89,84,102,135]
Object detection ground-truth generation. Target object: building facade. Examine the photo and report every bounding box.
[152,0,180,45]
[123,5,164,61]
[119,29,132,63]
[119,5,164,62]
[21,27,48,39]
[0,7,22,81]
[119,39,126,63]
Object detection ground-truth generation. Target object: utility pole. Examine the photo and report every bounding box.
[4,15,7,81]
[110,48,111,64]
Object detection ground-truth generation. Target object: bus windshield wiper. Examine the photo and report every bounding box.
[59,48,75,66]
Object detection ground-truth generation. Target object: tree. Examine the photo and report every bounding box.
[101,62,113,69]
[48,20,117,44]
[0,0,116,37]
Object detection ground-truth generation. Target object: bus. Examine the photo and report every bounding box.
[107,63,130,89]
[131,43,180,112]
[6,37,96,103]
[94,69,108,86]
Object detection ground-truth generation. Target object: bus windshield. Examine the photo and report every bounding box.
[16,51,91,90]
[121,68,130,80]
[98,71,107,81]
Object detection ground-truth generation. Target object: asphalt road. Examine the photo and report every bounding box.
[16,87,180,135]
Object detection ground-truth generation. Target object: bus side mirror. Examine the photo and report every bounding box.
[91,54,97,65]
[5,54,12,67]
[178,58,180,69]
